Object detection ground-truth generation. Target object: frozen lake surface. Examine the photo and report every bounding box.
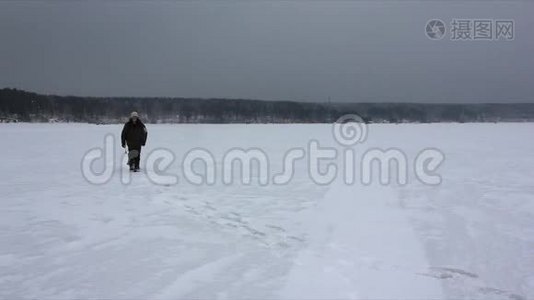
[1,123,533,299]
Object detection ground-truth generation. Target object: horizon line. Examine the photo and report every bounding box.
[2,87,533,106]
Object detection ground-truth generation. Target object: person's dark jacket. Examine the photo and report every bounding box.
[121,119,147,149]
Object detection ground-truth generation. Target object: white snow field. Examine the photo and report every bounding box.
[1,123,534,299]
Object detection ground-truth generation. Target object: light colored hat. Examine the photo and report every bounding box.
[130,111,139,118]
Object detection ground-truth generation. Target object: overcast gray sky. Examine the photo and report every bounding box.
[0,0,532,102]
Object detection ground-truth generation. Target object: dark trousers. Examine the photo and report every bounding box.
[128,147,141,169]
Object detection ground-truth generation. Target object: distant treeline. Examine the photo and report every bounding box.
[1,88,534,123]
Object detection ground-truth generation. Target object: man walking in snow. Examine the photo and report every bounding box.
[121,111,148,171]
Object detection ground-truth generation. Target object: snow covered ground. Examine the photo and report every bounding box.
[1,123,533,299]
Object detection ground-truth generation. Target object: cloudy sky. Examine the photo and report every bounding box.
[0,0,532,102]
